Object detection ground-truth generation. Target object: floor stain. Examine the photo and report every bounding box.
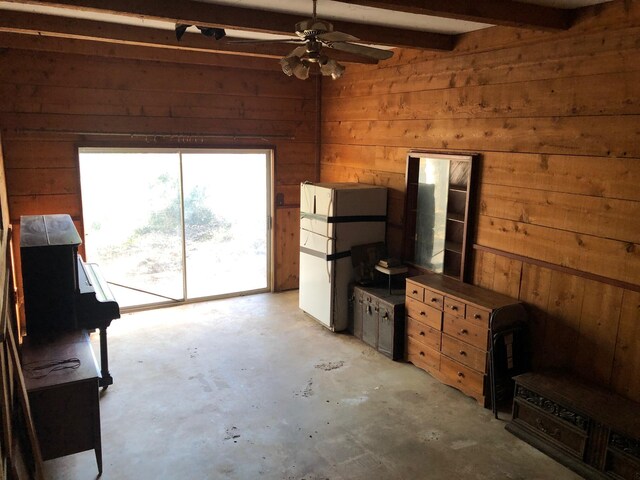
[314,361,345,371]
[450,439,478,450]
[421,430,442,442]
[295,378,314,398]
[224,426,241,442]
[194,372,212,393]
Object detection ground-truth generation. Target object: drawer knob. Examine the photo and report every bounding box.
[419,351,425,357]
[457,372,464,378]
[420,311,426,316]
[430,298,438,303]
[419,331,425,336]
[460,329,468,335]
[382,312,388,320]
[459,350,466,356]
[474,314,481,319]
[412,290,418,294]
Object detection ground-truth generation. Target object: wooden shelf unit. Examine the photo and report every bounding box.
[403,152,478,282]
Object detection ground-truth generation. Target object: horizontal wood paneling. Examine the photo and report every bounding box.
[327,25,640,98]
[9,193,81,220]
[476,215,639,286]
[322,116,640,158]
[321,0,640,401]
[479,183,639,243]
[0,84,315,122]
[1,113,313,141]
[481,152,640,202]
[0,50,310,99]
[323,71,640,121]
[7,168,78,196]
[1,49,317,292]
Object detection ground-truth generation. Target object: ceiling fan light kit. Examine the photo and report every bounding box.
[235,0,393,80]
[280,56,311,80]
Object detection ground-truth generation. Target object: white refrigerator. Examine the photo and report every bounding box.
[299,182,387,331]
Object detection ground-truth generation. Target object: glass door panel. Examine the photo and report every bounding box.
[79,151,184,308]
[181,152,269,298]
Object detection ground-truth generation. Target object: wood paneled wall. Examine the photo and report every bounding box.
[321,0,640,401]
[0,45,318,296]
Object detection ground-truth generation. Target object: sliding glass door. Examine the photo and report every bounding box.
[79,148,271,309]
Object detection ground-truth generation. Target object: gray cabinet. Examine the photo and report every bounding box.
[350,286,405,360]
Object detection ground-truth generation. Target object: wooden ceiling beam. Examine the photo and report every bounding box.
[0,32,282,71]
[0,10,376,64]
[1,0,456,51]
[337,0,576,31]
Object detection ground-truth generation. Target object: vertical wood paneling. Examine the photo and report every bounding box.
[518,264,552,369]
[274,207,300,291]
[473,249,496,290]
[574,281,623,385]
[491,255,522,299]
[543,271,585,369]
[611,290,640,400]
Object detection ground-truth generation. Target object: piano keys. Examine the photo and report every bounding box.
[20,214,120,388]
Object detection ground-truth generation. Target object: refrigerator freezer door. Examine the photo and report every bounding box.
[299,229,334,329]
[300,183,336,238]
[334,186,387,217]
[300,183,387,238]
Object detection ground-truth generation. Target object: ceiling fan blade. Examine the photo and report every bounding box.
[327,42,394,61]
[225,37,304,45]
[317,31,359,43]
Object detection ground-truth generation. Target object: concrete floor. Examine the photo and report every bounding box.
[44,291,580,480]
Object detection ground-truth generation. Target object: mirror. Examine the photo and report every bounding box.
[404,152,477,282]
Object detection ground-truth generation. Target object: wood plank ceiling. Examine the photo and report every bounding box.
[0,0,614,65]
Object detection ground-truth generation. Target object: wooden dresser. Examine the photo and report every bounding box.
[405,273,527,407]
[507,371,640,480]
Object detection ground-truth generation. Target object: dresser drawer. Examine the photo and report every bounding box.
[406,317,441,351]
[423,289,444,310]
[441,334,487,372]
[406,297,442,330]
[442,314,488,350]
[406,282,424,302]
[513,400,588,459]
[443,297,465,317]
[465,305,490,327]
[439,356,484,398]
[407,337,440,373]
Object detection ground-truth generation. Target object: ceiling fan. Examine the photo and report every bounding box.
[231,0,394,80]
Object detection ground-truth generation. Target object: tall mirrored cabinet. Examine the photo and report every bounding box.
[403,152,478,282]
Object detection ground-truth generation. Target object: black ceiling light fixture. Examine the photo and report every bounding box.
[175,24,226,42]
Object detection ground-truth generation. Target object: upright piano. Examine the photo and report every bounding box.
[20,214,120,388]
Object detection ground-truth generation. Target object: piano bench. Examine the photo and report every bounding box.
[21,330,103,475]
